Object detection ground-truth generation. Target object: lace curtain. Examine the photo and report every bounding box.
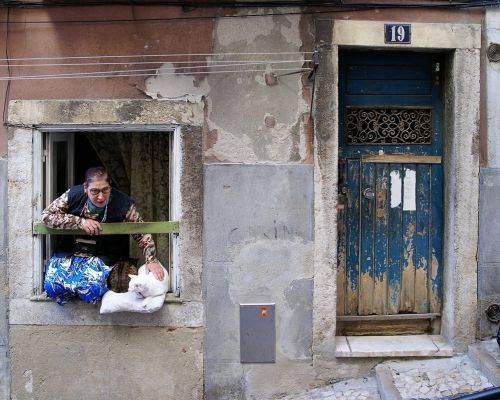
[86,132,170,266]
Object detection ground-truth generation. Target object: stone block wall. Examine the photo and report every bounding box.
[479,7,500,339]
[478,169,500,338]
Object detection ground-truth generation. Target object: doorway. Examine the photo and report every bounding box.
[337,50,444,334]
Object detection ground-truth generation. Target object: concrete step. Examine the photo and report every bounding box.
[375,355,494,400]
[335,335,453,358]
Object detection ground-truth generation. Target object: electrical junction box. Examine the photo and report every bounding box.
[239,303,276,363]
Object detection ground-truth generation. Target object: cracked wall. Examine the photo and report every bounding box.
[145,12,314,164]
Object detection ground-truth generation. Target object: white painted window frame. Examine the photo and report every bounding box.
[32,124,181,297]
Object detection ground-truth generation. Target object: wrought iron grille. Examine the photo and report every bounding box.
[345,107,432,145]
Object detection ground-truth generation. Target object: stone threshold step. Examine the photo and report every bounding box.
[335,334,453,358]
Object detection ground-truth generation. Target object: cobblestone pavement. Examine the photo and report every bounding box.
[282,353,496,400]
[282,377,381,400]
[385,355,494,399]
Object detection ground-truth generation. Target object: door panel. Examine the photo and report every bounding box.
[373,163,389,315]
[430,163,444,313]
[345,159,361,315]
[387,164,404,315]
[337,51,444,318]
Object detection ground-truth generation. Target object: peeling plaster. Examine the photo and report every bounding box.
[139,13,309,163]
[216,17,274,47]
[145,62,210,101]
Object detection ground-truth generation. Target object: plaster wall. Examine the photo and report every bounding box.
[478,168,500,338]
[486,8,500,168]
[203,164,314,399]
[145,12,315,164]
[9,325,203,400]
[477,7,500,339]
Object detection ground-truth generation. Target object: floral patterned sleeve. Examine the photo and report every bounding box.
[41,189,84,229]
[125,204,158,264]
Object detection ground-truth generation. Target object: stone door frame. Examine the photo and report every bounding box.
[312,20,481,362]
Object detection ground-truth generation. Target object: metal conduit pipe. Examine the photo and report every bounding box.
[450,387,500,400]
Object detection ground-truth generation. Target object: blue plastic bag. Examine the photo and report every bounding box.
[44,254,111,305]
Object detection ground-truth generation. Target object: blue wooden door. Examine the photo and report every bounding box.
[337,51,443,317]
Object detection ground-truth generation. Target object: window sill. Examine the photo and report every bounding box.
[30,292,183,304]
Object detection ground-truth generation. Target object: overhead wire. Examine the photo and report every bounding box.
[0,1,498,24]
[0,60,311,78]
[1,0,498,7]
[0,51,312,62]
[0,54,312,80]
[0,67,313,81]
[0,58,310,68]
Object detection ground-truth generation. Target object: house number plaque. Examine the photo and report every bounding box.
[385,24,411,44]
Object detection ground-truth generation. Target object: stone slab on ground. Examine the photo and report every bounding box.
[335,335,453,358]
[282,376,381,400]
[376,355,493,400]
[468,339,500,386]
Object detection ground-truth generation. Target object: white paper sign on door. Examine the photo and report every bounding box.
[390,170,402,208]
[403,168,416,211]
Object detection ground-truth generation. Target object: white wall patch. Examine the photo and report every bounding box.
[403,168,416,211]
[390,170,402,208]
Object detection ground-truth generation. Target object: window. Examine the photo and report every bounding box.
[32,128,181,297]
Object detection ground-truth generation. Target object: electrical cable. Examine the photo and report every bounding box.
[0,58,310,68]
[0,1,498,24]
[0,60,310,78]
[0,67,313,81]
[0,51,312,62]
[1,0,499,10]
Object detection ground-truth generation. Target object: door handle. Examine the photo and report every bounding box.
[363,187,375,199]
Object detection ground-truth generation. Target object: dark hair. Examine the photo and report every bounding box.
[85,166,110,184]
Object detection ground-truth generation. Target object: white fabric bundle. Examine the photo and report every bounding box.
[100,263,169,314]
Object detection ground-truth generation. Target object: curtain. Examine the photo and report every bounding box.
[86,132,170,266]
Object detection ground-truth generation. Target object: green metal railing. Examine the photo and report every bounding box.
[33,221,179,235]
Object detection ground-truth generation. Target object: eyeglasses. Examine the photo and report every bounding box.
[88,187,111,196]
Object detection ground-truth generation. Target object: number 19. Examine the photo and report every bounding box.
[391,25,406,42]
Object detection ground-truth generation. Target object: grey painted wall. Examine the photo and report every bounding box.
[486,8,500,168]
[203,164,314,399]
[478,168,500,338]
[478,7,500,339]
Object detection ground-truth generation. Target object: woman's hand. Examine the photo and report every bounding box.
[146,262,165,281]
[81,218,102,235]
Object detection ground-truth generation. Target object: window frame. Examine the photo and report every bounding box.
[32,124,181,298]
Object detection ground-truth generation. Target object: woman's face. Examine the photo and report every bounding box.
[85,178,111,208]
